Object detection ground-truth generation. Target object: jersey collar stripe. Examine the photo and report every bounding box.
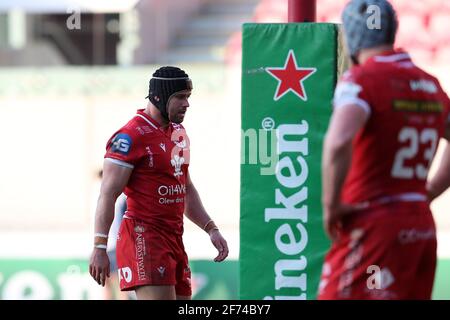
[373,53,411,63]
[105,157,134,169]
[135,114,158,129]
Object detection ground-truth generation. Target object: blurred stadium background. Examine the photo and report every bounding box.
[0,0,448,299]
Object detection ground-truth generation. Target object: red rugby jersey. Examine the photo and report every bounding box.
[104,109,190,234]
[333,50,450,204]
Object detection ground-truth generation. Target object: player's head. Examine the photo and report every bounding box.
[342,0,398,64]
[147,66,193,121]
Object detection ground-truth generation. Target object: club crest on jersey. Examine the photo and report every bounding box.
[174,139,187,149]
[171,155,185,177]
[111,133,132,155]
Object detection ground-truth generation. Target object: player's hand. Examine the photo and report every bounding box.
[209,229,229,262]
[89,248,110,286]
[323,204,357,242]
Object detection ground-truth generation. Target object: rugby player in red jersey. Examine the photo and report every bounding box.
[318,0,450,299]
[89,66,229,299]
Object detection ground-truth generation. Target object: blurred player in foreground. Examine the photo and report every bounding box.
[89,66,229,300]
[104,193,134,300]
[319,0,450,299]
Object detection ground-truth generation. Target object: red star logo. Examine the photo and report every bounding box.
[266,50,317,101]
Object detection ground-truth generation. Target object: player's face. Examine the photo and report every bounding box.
[167,90,191,124]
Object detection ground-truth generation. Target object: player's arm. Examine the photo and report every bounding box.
[89,159,132,286]
[184,172,228,262]
[322,103,369,240]
[426,120,450,201]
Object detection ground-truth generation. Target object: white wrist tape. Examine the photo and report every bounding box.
[94,233,108,238]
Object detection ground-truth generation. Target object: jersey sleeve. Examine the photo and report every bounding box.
[434,78,450,130]
[104,129,142,169]
[444,91,450,126]
[333,69,372,115]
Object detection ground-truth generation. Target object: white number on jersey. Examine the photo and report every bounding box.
[391,127,438,180]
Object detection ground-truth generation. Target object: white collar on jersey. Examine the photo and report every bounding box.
[373,53,411,63]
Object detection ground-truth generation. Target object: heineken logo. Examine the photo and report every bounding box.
[266,50,317,102]
[264,121,309,300]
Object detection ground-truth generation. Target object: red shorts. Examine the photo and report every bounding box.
[318,201,437,300]
[116,216,192,296]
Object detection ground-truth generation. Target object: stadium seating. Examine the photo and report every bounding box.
[225,0,450,67]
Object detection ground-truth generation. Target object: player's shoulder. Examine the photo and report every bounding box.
[409,67,449,101]
[107,115,148,149]
[420,71,446,94]
[410,63,439,82]
[337,65,380,102]
[335,67,368,97]
[110,120,137,142]
[116,113,161,140]
[339,65,369,85]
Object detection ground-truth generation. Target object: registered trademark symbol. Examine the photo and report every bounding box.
[261,117,275,130]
